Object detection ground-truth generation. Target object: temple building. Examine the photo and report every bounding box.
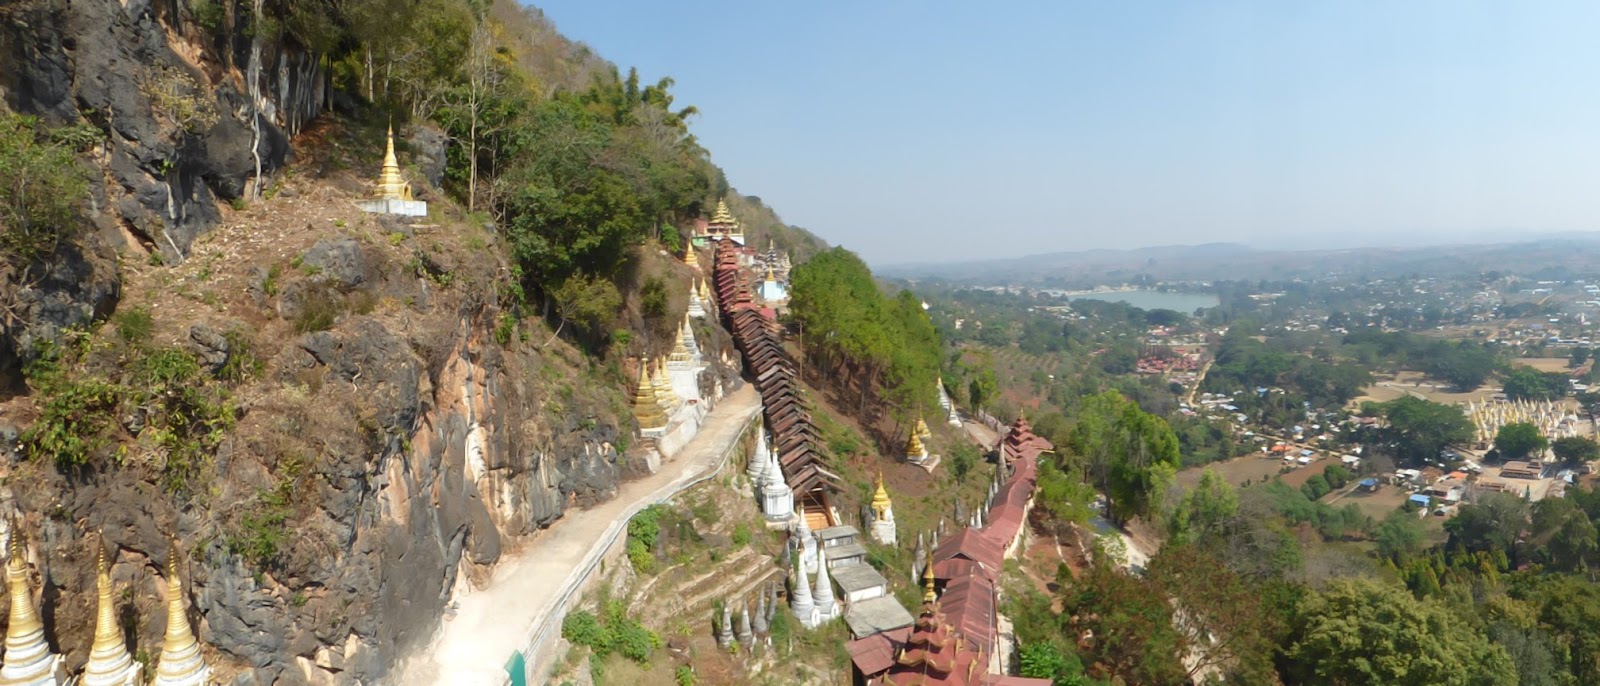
[356,127,427,217]
[705,200,745,245]
[869,473,897,546]
[999,412,1052,464]
[153,554,210,686]
[2,533,65,686]
[82,538,140,686]
[758,268,788,304]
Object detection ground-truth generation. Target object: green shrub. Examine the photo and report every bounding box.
[732,522,751,547]
[293,287,343,333]
[113,306,155,343]
[0,113,89,263]
[640,276,668,318]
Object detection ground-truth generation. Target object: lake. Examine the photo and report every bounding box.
[1068,290,1220,312]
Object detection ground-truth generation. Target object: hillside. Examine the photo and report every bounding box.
[0,1,823,683]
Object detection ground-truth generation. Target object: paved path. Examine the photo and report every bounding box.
[394,384,761,686]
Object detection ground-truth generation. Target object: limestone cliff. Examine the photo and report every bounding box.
[0,1,736,683]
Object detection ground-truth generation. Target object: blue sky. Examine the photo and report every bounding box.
[534,1,1600,265]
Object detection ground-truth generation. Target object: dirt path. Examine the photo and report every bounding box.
[1184,360,1213,406]
[394,384,761,686]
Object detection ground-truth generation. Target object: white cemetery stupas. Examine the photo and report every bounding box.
[869,473,897,546]
[82,539,140,686]
[812,546,839,623]
[687,278,708,318]
[152,554,210,686]
[356,127,428,217]
[795,512,819,574]
[939,380,961,426]
[761,446,795,523]
[1,534,66,686]
[790,553,816,628]
[747,423,771,485]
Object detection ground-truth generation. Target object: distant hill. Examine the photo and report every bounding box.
[879,235,1600,285]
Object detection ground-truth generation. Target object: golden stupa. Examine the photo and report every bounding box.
[921,548,937,603]
[83,534,140,686]
[376,126,413,201]
[871,472,893,520]
[905,431,926,460]
[2,528,66,686]
[152,548,209,686]
[357,125,427,217]
[684,246,699,268]
[632,358,667,430]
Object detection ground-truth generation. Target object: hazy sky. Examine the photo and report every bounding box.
[535,1,1600,265]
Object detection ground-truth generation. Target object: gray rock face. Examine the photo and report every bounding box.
[406,126,449,189]
[301,238,374,290]
[0,239,121,384]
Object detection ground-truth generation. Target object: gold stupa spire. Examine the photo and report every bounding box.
[5,529,42,639]
[632,358,667,430]
[669,333,692,364]
[85,532,141,686]
[652,357,677,412]
[871,472,892,519]
[915,417,931,439]
[905,431,925,459]
[153,545,209,686]
[921,548,937,603]
[376,125,413,201]
[684,246,699,268]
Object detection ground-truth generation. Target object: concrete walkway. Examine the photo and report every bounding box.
[394,384,761,686]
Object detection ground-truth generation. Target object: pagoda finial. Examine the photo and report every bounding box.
[871,471,892,519]
[86,530,142,685]
[5,526,43,639]
[632,357,667,430]
[93,533,120,649]
[154,541,209,686]
[684,245,699,268]
[376,123,413,201]
[905,431,925,459]
[921,548,937,603]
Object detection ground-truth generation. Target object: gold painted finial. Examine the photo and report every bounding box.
[6,525,44,638]
[376,124,414,201]
[93,532,121,650]
[922,549,936,603]
[163,546,197,655]
[871,471,892,518]
[905,431,925,458]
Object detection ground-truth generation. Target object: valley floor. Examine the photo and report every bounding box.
[395,384,762,686]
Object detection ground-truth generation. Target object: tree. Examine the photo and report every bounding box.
[1494,422,1548,460]
[1068,391,1181,525]
[1445,492,1528,560]
[949,443,978,483]
[1374,509,1426,561]
[1503,366,1570,402]
[1059,559,1187,685]
[1552,436,1600,464]
[1282,577,1517,686]
[1572,347,1591,368]
[1380,396,1473,464]
[1148,545,1282,683]
[1167,467,1238,546]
